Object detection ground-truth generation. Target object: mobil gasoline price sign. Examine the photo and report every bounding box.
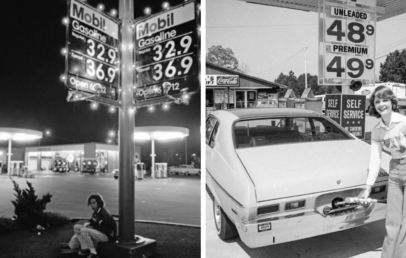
[318,0,376,86]
[134,1,199,102]
[65,0,119,100]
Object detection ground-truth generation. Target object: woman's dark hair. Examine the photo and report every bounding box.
[87,193,105,208]
[369,86,398,118]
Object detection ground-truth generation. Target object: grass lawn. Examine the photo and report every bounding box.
[0,220,200,258]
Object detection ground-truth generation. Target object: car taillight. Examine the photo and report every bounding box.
[257,205,279,216]
[285,200,305,211]
[371,185,386,194]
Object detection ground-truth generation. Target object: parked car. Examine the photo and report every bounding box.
[169,164,201,176]
[206,108,390,248]
[113,163,146,180]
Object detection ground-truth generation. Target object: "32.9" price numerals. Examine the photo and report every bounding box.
[152,35,193,62]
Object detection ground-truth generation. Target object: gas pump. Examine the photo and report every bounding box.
[135,163,145,180]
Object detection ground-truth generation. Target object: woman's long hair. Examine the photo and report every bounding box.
[87,193,105,208]
[369,86,399,118]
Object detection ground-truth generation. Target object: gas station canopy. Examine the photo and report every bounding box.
[0,128,43,141]
[133,126,189,141]
[241,0,406,21]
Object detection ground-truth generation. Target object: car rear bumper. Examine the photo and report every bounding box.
[235,202,386,248]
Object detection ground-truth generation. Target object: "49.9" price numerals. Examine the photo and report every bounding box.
[326,55,374,79]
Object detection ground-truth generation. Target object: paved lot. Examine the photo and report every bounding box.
[0,172,200,226]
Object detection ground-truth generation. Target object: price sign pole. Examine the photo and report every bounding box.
[118,0,136,244]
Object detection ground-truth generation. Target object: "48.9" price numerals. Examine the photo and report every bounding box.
[326,19,374,44]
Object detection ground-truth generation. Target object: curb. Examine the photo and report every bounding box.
[70,217,200,228]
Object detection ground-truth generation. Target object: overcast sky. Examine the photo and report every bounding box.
[206,0,406,82]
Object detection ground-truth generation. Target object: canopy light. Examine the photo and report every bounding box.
[61,48,67,55]
[0,128,42,141]
[148,106,155,112]
[133,126,189,141]
[109,106,116,113]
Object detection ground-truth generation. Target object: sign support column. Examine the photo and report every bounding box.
[7,139,12,176]
[118,0,135,244]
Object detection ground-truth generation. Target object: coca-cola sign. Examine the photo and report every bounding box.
[206,75,239,87]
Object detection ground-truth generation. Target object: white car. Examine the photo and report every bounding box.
[206,108,389,248]
[169,164,201,176]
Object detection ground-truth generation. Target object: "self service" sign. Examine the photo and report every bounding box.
[325,94,366,139]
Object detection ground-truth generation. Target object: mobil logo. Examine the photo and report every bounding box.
[71,0,106,31]
[136,1,195,39]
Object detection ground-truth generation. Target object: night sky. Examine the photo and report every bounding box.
[0,0,201,161]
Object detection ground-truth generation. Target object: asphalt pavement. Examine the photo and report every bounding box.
[0,172,200,226]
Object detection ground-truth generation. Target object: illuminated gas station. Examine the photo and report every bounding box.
[0,127,42,175]
[133,126,189,178]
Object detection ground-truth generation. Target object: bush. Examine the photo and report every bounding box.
[0,216,19,235]
[41,212,70,228]
[11,179,52,229]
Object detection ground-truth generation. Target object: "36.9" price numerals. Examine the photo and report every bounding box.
[85,39,118,84]
[152,55,193,81]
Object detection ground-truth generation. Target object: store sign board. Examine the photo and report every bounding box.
[325,94,365,139]
[206,75,240,87]
[134,1,199,102]
[65,0,120,100]
[318,0,376,86]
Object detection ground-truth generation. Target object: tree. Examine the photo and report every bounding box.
[275,71,340,97]
[206,45,244,72]
[379,49,406,83]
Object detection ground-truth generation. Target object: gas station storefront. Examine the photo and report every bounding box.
[206,63,286,112]
[24,143,140,173]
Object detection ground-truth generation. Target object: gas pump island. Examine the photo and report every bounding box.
[319,0,376,139]
[62,0,200,256]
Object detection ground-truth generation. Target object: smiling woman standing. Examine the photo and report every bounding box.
[362,85,406,258]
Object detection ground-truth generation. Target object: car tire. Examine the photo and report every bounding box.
[213,198,238,240]
[185,172,189,176]
[114,176,118,179]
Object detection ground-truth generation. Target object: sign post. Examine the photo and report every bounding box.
[118,0,136,244]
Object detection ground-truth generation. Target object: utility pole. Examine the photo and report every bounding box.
[118,0,135,244]
[304,46,308,89]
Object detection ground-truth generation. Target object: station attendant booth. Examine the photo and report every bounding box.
[206,63,286,113]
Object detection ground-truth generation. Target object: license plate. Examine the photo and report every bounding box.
[258,223,271,232]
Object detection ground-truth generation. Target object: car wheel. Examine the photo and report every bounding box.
[114,176,118,179]
[213,198,238,240]
[185,172,189,176]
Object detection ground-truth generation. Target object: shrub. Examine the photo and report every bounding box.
[0,216,19,235]
[11,179,52,229]
[41,212,70,227]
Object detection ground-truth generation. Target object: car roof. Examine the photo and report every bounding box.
[210,108,321,121]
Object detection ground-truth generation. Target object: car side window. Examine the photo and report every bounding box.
[206,116,218,145]
[209,122,220,148]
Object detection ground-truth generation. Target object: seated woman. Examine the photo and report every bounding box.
[67,193,116,258]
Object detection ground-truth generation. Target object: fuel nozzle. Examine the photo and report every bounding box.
[336,197,387,206]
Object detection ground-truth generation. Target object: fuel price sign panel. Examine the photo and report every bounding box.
[134,1,199,102]
[65,0,119,100]
[318,0,377,86]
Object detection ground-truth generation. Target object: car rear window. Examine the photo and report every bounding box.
[234,117,352,148]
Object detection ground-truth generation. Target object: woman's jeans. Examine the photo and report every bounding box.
[382,159,406,258]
